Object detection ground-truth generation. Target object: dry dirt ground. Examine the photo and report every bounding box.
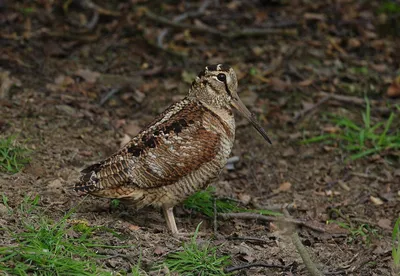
[1,1,400,275]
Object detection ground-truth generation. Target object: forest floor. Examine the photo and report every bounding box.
[1,1,400,275]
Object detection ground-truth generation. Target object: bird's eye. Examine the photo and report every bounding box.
[217,73,226,82]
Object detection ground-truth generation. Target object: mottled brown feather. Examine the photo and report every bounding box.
[74,99,225,197]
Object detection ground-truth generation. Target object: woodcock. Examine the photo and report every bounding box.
[74,64,271,235]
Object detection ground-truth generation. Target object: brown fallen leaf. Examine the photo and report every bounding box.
[370,196,384,205]
[75,69,100,83]
[128,224,140,231]
[273,182,292,193]
[323,126,341,133]
[304,13,327,21]
[298,79,314,86]
[377,218,391,230]
[154,246,167,255]
[54,75,75,86]
[387,75,400,98]
[347,38,361,48]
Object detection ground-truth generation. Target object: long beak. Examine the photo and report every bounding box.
[231,97,272,144]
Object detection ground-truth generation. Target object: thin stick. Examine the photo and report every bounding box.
[283,209,323,276]
[218,212,326,233]
[224,262,286,273]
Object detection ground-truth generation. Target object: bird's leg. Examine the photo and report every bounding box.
[162,206,179,235]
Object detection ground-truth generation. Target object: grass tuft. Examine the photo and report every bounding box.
[160,223,231,275]
[184,187,282,218]
[302,99,400,161]
[328,220,380,245]
[0,135,31,173]
[0,194,129,275]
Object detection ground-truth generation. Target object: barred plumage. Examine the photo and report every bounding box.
[74,64,271,235]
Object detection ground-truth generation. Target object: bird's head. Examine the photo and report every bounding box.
[189,64,271,144]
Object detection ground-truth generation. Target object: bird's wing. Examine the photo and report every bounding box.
[74,99,224,196]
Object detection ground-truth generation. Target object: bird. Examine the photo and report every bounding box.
[74,64,271,235]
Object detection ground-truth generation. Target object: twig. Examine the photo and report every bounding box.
[99,88,120,106]
[317,91,394,115]
[351,172,386,182]
[226,236,270,244]
[224,262,286,273]
[283,209,323,276]
[218,212,326,233]
[78,0,120,16]
[86,10,99,30]
[292,95,331,123]
[142,8,297,39]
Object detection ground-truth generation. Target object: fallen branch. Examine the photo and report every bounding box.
[283,209,323,276]
[142,8,297,39]
[224,262,287,273]
[218,212,326,233]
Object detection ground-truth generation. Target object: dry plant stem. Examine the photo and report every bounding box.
[143,8,297,38]
[283,209,323,276]
[218,212,326,232]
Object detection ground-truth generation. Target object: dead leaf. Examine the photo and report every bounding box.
[238,193,251,205]
[298,79,314,86]
[75,69,100,83]
[338,180,350,191]
[370,196,384,205]
[242,254,255,263]
[54,75,75,86]
[304,13,326,21]
[154,246,167,255]
[387,76,400,97]
[377,218,391,230]
[128,224,140,231]
[347,38,361,48]
[273,182,291,193]
[323,126,341,133]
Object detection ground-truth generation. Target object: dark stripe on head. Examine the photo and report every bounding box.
[206,64,230,72]
[223,80,232,97]
[197,70,206,78]
[206,64,219,71]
